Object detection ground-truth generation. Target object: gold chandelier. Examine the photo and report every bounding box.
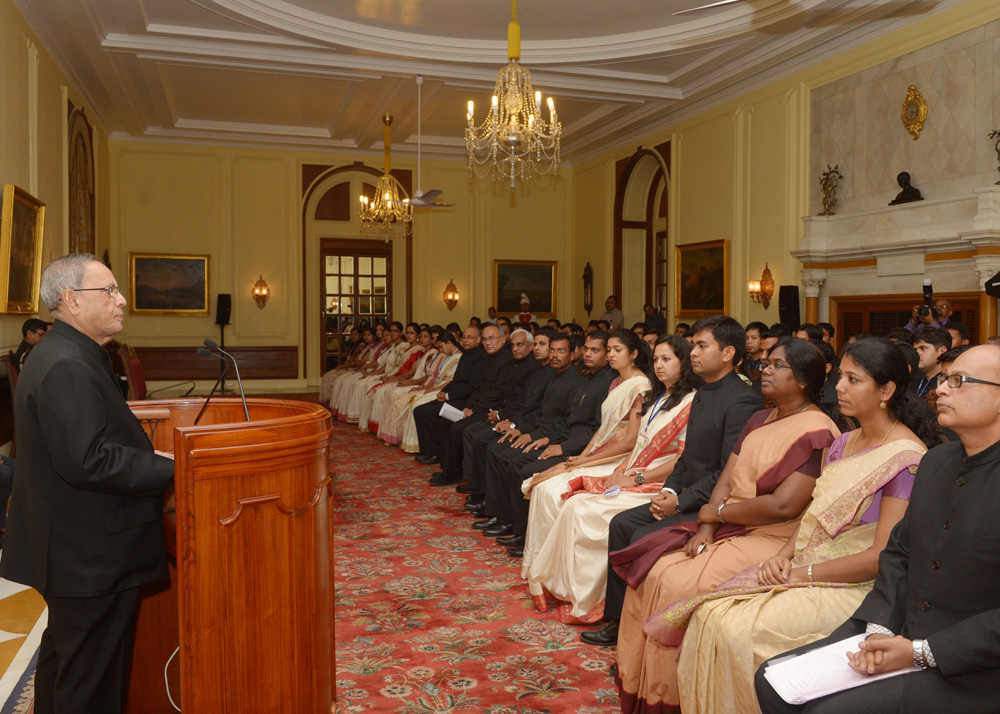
[360,114,412,242]
[465,0,561,191]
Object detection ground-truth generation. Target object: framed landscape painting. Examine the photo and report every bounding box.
[0,184,46,314]
[674,240,729,318]
[129,253,210,316]
[493,260,558,317]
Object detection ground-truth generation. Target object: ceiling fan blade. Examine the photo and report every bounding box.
[410,191,452,208]
[673,0,745,16]
[416,189,442,202]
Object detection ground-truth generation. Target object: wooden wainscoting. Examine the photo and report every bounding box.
[134,346,298,380]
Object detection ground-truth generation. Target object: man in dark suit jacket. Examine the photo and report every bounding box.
[1,254,175,714]
[756,345,1000,714]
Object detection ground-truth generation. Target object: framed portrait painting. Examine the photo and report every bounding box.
[674,240,729,318]
[493,260,558,317]
[0,184,46,314]
[129,253,210,316]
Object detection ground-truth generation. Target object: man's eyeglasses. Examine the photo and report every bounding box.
[74,285,120,298]
[944,374,1000,389]
[482,335,502,343]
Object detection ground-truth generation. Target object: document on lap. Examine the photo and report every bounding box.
[439,403,465,422]
[763,635,920,705]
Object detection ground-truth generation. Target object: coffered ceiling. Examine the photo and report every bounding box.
[13,0,954,163]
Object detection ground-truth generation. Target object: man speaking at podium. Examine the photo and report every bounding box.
[1,254,176,714]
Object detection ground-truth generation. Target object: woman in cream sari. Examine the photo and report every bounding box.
[520,329,655,545]
[523,335,701,624]
[379,333,459,446]
[615,338,842,714]
[356,322,424,430]
[366,325,436,433]
[329,324,391,416]
[320,325,375,404]
[399,333,464,452]
[668,338,939,714]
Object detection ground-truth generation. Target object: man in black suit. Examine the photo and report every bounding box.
[756,345,1000,714]
[1,254,175,714]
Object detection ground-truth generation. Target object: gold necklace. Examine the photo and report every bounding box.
[849,418,899,456]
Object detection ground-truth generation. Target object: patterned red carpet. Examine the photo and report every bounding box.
[332,419,620,714]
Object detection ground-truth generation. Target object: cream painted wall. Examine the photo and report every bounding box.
[111,143,574,382]
[0,0,110,350]
[570,160,614,324]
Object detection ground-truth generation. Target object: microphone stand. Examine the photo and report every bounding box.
[203,338,250,421]
[194,348,227,425]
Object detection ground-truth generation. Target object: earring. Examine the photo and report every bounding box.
[879,401,887,410]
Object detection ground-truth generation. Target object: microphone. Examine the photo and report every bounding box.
[193,348,227,425]
[202,339,250,422]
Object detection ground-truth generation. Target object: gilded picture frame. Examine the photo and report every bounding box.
[128,252,210,316]
[0,184,46,314]
[493,260,558,318]
[674,240,729,318]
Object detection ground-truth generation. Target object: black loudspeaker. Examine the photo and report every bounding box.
[215,294,232,326]
[778,285,800,330]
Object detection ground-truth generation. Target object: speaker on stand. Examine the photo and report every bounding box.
[778,286,800,331]
[215,294,232,392]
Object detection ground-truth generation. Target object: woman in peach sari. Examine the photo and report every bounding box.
[615,337,842,714]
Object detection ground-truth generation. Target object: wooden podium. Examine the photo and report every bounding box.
[126,398,333,714]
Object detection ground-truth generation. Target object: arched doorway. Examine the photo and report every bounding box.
[613,144,670,326]
[301,164,412,378]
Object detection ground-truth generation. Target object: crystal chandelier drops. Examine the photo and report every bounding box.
[360,114,413,242]
[465,0,561,191]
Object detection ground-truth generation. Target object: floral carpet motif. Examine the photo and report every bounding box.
[333,420,619,713]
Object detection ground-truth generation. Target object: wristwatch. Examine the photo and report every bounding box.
[634,472,645,485]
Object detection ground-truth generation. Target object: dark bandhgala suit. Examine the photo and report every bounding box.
[0,320,175,714]
[412,344,486,457]
[603,370,762,620]
[756,438,1000,714]
[505,365,619,535]
[482,366,583,523]
[438,348,516,479]
[463,362,554,492]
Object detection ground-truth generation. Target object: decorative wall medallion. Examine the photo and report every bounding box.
[901,85,927,140]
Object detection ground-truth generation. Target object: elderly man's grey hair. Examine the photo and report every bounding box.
[40,253,99,311]
[511,328,534,344]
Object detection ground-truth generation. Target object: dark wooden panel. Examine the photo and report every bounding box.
[314,182,351,221]
[0,374,12,446]
[134,346,298,380]
[301,164,330,195]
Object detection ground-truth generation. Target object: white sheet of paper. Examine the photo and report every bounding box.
[438,402,465,422]
[763,635,920,705]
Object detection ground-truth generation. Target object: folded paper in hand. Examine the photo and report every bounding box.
[439,403,465,422]
[763,635,919,705]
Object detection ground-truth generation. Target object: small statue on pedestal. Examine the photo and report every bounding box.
[818,164,843,216]
[989,129,1000,185]
[889,172,923,206]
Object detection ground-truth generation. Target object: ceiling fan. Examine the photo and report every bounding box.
[673,0,747,16]
[408,75,453,208]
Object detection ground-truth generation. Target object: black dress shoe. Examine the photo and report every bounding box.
[429,474,461,487]
[464,494,485,507]
[580,620,620,647]
[416,454,440,465]
[430,471,444,478]
[483,523,513,538]
[466,504,486,517]
[496,533,524,547]
[472,517,498,531]
[463,499,485,512]
[455,483,478,494]
[506,547,524,558]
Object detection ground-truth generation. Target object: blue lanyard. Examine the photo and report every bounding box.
[645,391,668,430]
[917,375,931,396]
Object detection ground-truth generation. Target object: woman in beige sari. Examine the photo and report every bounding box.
[329,324,391,417]
[400,333,464,452]
[356,322,424,430]
[320,325,375,404]
[367,325,436,433]
[523,335,701,624]
[615,337,842,714]
[667,337,939,714]
[379,333,459,446]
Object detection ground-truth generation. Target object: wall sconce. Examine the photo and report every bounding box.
[748,263,775,309]
[443,279,460,311]
[582,262,594,316]
[252,275,270,309]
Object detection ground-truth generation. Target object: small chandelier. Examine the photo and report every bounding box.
[748,263,775,309]
[465,0,561,191]
[360,114,412,242]
[252,275,270,309]
[443,279,460,311]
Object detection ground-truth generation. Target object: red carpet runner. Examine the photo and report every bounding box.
[332,419,620,713]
